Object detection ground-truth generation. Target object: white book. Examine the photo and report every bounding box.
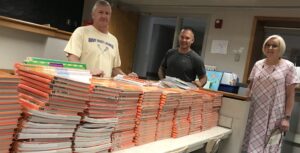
[23,122,77,129]
[82,123,117,128]
[83,116,118,124]
[26,116,80,125]
[74,143,111,152]
[74,136,110,142]
[74,140,111,148]
[21,128,74,134]
[18,132,73,139]
[77,126,113,133]
[19,147,72,153]
[75,131,111,137]
[27,109,81,121]
[18,141,71,151]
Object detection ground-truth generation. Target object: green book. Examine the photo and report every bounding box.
[24,57,87,70]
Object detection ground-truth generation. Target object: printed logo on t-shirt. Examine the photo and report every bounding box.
[88,38,114,49]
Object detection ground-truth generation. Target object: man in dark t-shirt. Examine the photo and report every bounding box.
[158,28,207,87]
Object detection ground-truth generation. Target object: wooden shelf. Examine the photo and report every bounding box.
[0,16,71,40]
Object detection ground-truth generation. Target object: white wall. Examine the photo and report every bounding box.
[134,7,300,81]
[205,8,300,81]
[0,27,68,70]
[43,37,68,61]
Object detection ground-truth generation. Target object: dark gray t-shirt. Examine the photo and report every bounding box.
[160,48,206,82]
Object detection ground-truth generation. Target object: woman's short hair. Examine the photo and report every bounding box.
[92,0,111,13]
[262,35,286,56]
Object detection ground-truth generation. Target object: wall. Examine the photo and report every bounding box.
[0,26,68,70]
[109,7,139,74]
[132,7,300,81]
[195,8,300,81]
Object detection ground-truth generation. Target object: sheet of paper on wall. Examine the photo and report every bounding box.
[211,40,229,54]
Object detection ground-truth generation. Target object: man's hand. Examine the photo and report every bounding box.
[91,68,104,77]
[128,72,138,78]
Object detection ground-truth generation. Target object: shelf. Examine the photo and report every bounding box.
[113,126,232,153]
[0,16,71,40]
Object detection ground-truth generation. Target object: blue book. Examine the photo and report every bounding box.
[205,71,223,91]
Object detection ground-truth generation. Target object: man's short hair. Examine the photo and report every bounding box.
[92,0,111,12]
[181,27,195,35]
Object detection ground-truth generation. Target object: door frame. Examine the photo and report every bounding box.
[243,16,300,83]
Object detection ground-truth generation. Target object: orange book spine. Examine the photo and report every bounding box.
[18,93,46,106]
[20,76,51,90]
[15,63,54,80]
[18,84,49,99]
[20,80,51,94]
[16,70,52,84]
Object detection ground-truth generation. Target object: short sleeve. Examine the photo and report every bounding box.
[64,27,84,58]
[194,56,206,77]
[286,64,299,86]
[160,49,172,69]
[113,41,121,68]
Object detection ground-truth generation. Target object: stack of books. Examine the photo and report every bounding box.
[194,90,219,130]
[199,90,222,130]
[0,72,20,152]
[189,92,203,134]
[15,63,90,116]
[171,89,194,138]
[160,76,198,90]
[13,61,92,152]
[74,116,117,153]
[134,86,161,145]
[156,89,180,140]
[113,75,152,86]
[14,103,80,153]
[89,78,141,151]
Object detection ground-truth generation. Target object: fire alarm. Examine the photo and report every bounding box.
[215,19,223,29]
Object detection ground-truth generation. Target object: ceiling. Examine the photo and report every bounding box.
[116,0,300,13]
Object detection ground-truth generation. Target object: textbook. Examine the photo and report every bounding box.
[25,57,87,70]
[16,63,92,84]
[204,70,223,91]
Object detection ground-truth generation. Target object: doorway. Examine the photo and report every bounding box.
[132,15,208,80]
[244,16,300,83]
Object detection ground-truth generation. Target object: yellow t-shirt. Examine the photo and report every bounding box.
[64,25,121,77]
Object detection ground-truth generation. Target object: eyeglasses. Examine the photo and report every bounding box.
[265,44,278,49]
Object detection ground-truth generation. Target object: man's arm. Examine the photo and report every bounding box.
[67,53,80,62]
[193,74,207,87]
[112,67,126,77]
[158,66,166,80]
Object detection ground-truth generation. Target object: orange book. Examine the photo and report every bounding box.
[18,84,49,99]
[16,70,52,84]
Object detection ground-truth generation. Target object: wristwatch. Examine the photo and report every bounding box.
[284,115,291,120]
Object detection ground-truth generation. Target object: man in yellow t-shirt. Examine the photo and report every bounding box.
[64,0,127,77]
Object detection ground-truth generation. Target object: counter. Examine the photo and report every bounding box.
[114,126,231,153]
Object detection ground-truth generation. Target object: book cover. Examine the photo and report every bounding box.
[205,71,224,91]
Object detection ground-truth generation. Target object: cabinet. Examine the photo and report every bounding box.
[0,0,83,32]
[0,16,71,40]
